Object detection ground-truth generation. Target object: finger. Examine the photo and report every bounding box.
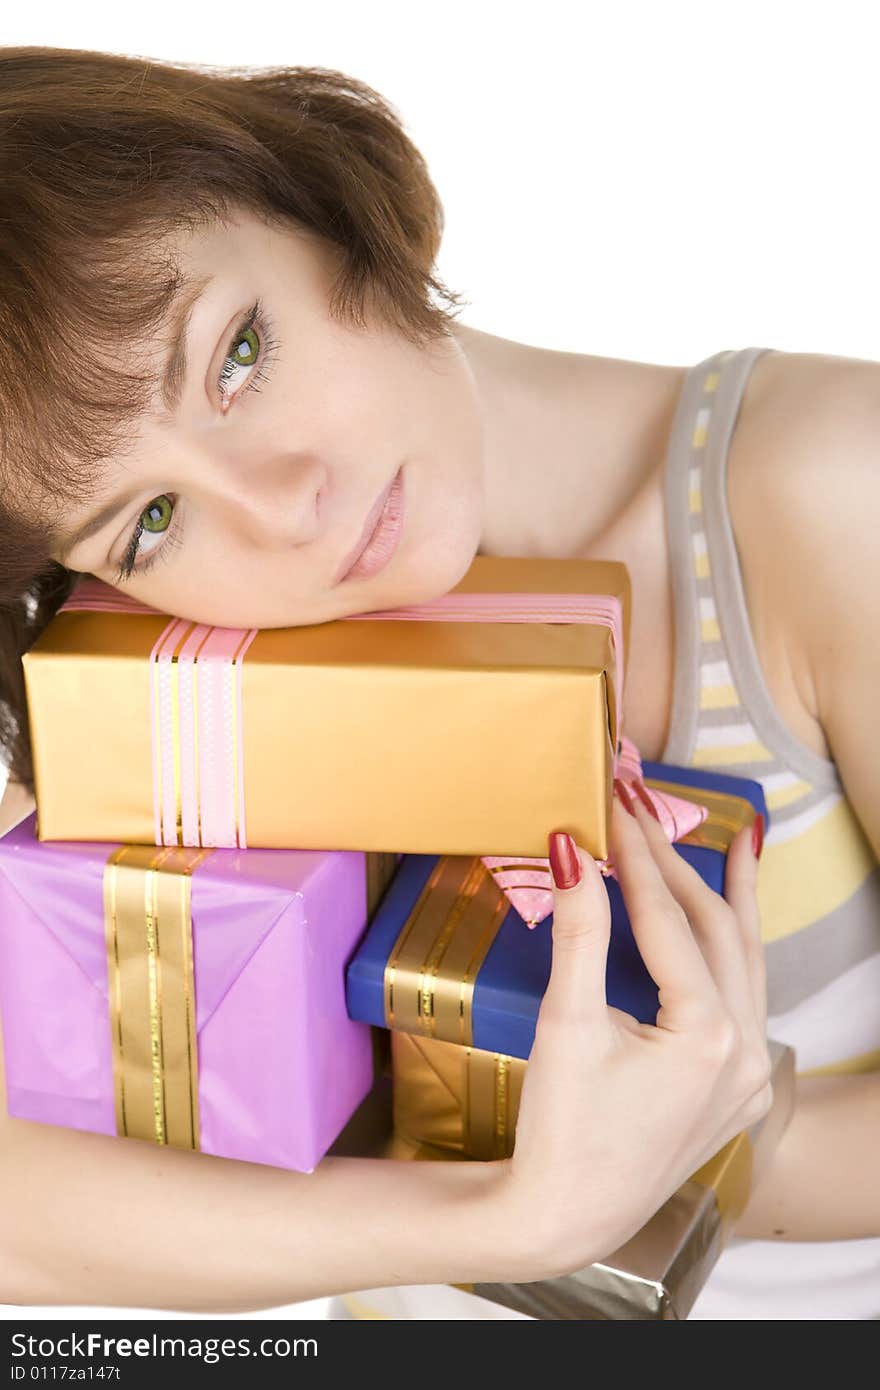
[609,786,719,1028]
[540,831,613,1031]
[624,779,757,1031]
[723,818,767,1031]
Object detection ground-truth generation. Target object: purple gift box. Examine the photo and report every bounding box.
[0,813,376,1172]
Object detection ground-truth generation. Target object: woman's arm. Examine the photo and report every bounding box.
[0,779,771,1309]
[726,352,880,1241]
[0,1097,515,1312]
[734,1071,880,1240]
[0,780,518,1309]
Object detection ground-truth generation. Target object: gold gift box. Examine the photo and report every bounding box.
[382,1039,795,1320]
[24,556,629,857]
[392,1031,525,1159]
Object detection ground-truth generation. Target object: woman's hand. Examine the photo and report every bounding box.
[494,780,771,1281]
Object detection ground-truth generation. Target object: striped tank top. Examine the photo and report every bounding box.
[330,347,880,1321]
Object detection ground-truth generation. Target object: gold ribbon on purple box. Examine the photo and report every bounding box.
[101,843,398,1151]
[102,844,209,1150]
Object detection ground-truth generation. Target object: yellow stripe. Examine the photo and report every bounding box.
[693,422,708,448]
[758,796,878,942]
[798,1047,880,1078]
[704,371,721,393]
[689,487,703,513]
[765,778,813,811]
[695,551,711,579]
[691,739,775,768]
[338,1293,392,1320]
[699,680,739,709]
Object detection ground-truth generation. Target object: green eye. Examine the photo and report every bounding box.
[218,324,261,396]
[232,326,259,365]
[142,496,173,533]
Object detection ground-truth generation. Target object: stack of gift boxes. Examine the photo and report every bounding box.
[0,555,793,1319]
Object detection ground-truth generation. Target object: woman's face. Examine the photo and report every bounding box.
[51,208,486,628]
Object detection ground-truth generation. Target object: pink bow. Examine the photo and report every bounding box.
[481,733,708,927]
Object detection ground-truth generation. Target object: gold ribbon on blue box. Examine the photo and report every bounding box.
[345,768,765,1065]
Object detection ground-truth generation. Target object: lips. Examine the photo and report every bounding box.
[336,467,405,584]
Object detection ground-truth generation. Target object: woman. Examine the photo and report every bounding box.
[0,46,875,1321]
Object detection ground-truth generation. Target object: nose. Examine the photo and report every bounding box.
[207,448,325,551]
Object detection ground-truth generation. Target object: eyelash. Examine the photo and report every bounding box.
[114,299,281,583]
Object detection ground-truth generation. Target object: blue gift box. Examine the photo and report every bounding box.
[345,761,768,1061]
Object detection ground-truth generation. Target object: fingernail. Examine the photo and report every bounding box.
[751,813,765,860]
[631,779,661,821]
[548,830,582,889]
[613,778,637,817]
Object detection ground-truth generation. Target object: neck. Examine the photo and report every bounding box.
[450,321,685,562]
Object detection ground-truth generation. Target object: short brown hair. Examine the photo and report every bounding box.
[0,45,466,794]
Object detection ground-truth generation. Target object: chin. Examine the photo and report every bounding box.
[394,525,482,606]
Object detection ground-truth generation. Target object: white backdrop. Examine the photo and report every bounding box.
[2,0,878,1320]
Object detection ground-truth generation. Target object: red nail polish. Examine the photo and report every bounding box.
[613,778,637,817]
[632,779,661,821]
[548,831,582,889]
[752,813,765,860]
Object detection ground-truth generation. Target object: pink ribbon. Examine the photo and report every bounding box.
[60,578,258,847]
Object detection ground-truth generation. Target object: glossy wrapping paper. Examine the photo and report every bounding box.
[346,763,769,1073]
[369,1040,795,1320]
[23,556,630,860]
[0,813,400,1172]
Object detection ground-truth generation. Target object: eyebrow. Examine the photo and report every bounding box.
[57,272,215,563]
[57,485,149,563]
[157,270,216,419]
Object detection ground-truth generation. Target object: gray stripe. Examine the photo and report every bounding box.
[699,351,842,792]
[662,349,733,764]
[765,866,880,1014]
[696,704,773,735]
[694,575,719,598]
[760,781,840,826]
[688,745,833,823]
[696,639,734,667]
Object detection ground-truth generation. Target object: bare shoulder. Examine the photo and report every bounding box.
[730,345,880,528]
[726,348,880,752]
[0,778,36,838]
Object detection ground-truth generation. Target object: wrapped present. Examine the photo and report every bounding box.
[346,763,769,1067]
[356,1040,795,1320]
[24,556,629,859]
[391,1031,525,1159]
[0,815,400,1173]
